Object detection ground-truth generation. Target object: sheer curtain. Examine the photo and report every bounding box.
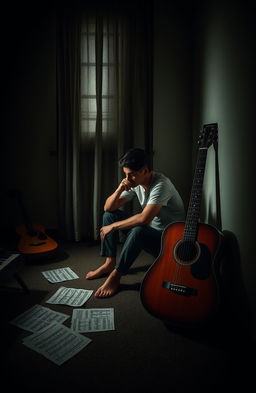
[57,8,82,241]
[57,2,153,241]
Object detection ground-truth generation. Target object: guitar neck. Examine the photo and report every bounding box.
[184,147,208,242]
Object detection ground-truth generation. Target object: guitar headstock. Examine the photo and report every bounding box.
[198,123,218,149]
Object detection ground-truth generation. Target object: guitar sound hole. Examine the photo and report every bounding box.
[175,240,199,265]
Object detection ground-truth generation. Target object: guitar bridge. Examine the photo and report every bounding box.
[162,281,197,296]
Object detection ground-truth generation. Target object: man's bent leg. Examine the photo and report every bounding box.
[86,210,129,280]
[94,227,145,296]
[100,210,129,258]
[116,226,162,273]
[95,226,162,297]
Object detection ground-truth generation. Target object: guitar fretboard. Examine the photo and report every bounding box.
[184,148,208,242]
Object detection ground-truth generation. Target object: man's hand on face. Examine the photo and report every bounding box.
[118,178,133,192]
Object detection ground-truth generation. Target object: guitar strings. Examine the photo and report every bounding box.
[171,149,207,288]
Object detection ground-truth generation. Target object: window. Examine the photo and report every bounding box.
[81,18,118,136]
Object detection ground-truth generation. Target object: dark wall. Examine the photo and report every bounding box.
[0,6,57,235]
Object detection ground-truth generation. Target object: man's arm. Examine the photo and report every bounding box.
[100,204,162,240]
[104,178,132,211]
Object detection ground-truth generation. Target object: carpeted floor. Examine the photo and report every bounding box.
[0,241,254,393]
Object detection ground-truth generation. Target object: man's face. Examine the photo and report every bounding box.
[123,166,147,187]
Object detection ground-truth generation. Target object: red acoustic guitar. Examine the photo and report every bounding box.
[140,123,223,327]
[9,190,58,255]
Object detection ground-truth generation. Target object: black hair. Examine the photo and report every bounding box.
[119,148,151,171]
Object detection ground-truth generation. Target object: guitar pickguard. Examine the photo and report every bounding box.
[190,243,212,280]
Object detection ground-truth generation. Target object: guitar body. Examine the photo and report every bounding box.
[8,189,58,256]
[140,123,222,327]
[16,223,58,254]
[140,221,223,327]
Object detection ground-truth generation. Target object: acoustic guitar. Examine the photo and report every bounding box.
[140,123,223,327]
[9,190,58,255]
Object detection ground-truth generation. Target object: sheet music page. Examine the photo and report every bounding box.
[23,322,92,365]
[42,267,79,283]
[10,304,70,332]
[0,253,19,271]
[71,308,115,332]
[46,286,93,307]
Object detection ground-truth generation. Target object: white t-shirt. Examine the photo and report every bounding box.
[120,171,185,231]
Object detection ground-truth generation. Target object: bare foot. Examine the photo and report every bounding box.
[85,258,115,280]
[94,269,122,298]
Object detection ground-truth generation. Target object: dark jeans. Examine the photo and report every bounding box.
[100,209,162,274]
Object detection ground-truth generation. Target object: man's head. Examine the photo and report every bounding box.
[119,148,152,187]
[119,148,150,171]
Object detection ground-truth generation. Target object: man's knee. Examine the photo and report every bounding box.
[102,209,130,226]
[127,226,146,240]
[128,226,161,256]
[102,210,127,226]
[102,211,117,225]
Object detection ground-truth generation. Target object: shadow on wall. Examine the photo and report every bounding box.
[202,139,252,340]
[219,230,252,341]
[203,141,252,342]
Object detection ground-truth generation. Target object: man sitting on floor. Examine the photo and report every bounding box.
[85,148,185,298]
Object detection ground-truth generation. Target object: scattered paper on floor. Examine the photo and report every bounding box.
[71,308,115,332]
[42,267,79,283]
[46,286,93,307]
[10,304,69,332]
[23,321,92,365]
